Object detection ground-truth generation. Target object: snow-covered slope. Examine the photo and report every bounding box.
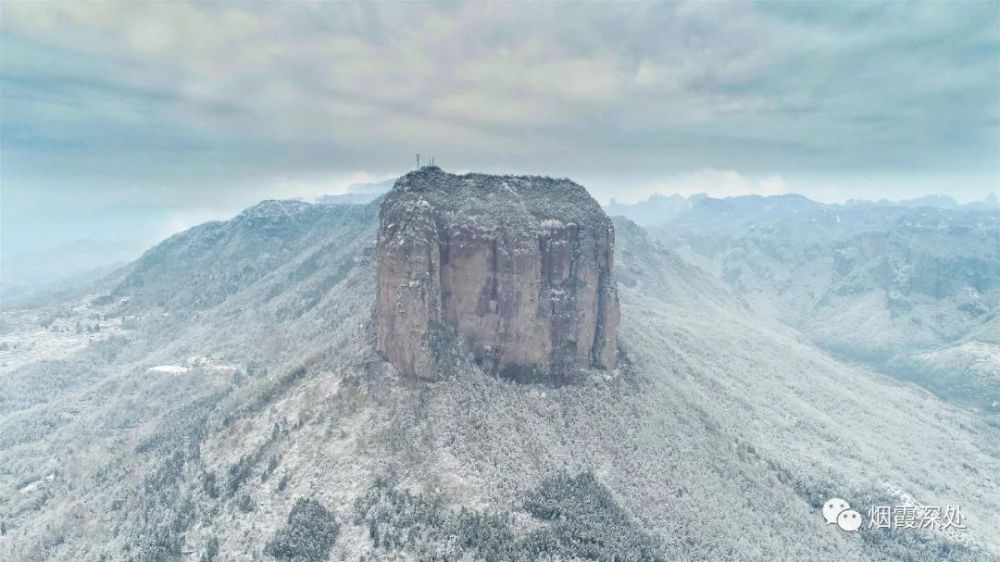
[1,200,997,561]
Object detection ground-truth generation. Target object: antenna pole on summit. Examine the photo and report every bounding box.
[416,153,420,168]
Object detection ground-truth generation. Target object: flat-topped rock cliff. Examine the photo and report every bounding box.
[376,166,619,384]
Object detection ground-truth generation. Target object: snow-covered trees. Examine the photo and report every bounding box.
[350,472,664,560]
[264,498,339,562]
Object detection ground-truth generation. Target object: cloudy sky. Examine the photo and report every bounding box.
[2,1,998,254]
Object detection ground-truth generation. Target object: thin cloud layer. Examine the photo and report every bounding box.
[2,1,998,251]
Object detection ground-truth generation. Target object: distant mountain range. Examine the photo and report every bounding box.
[315,178,395,206]
[606,192,999,229]
[606,192,1000,413]
[0,239,145,307]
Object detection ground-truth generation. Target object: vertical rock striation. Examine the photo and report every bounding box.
[375,166,619,384]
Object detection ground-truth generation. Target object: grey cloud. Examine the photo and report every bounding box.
[1,1,997,252]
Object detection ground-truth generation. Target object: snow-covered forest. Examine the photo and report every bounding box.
[1,196,997,561]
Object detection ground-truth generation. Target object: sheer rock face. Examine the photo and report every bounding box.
[376,166,619,384]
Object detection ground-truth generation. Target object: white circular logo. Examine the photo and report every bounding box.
[837,509,863,532]
[823,498,850,525]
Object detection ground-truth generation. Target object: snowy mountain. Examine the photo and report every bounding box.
[604,194,698,228]
[315,179,395,206]
[1,193,998,561]
[642,195,1000,413]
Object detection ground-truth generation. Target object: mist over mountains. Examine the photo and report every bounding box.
[315,179,395,207]
[607,193,999,230]
[0,178,997,561]
[609,192,1000,414]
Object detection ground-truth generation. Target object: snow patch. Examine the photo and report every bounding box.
[148,365,189,375]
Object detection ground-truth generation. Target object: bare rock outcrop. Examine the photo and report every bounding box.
[375,166,619,384]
